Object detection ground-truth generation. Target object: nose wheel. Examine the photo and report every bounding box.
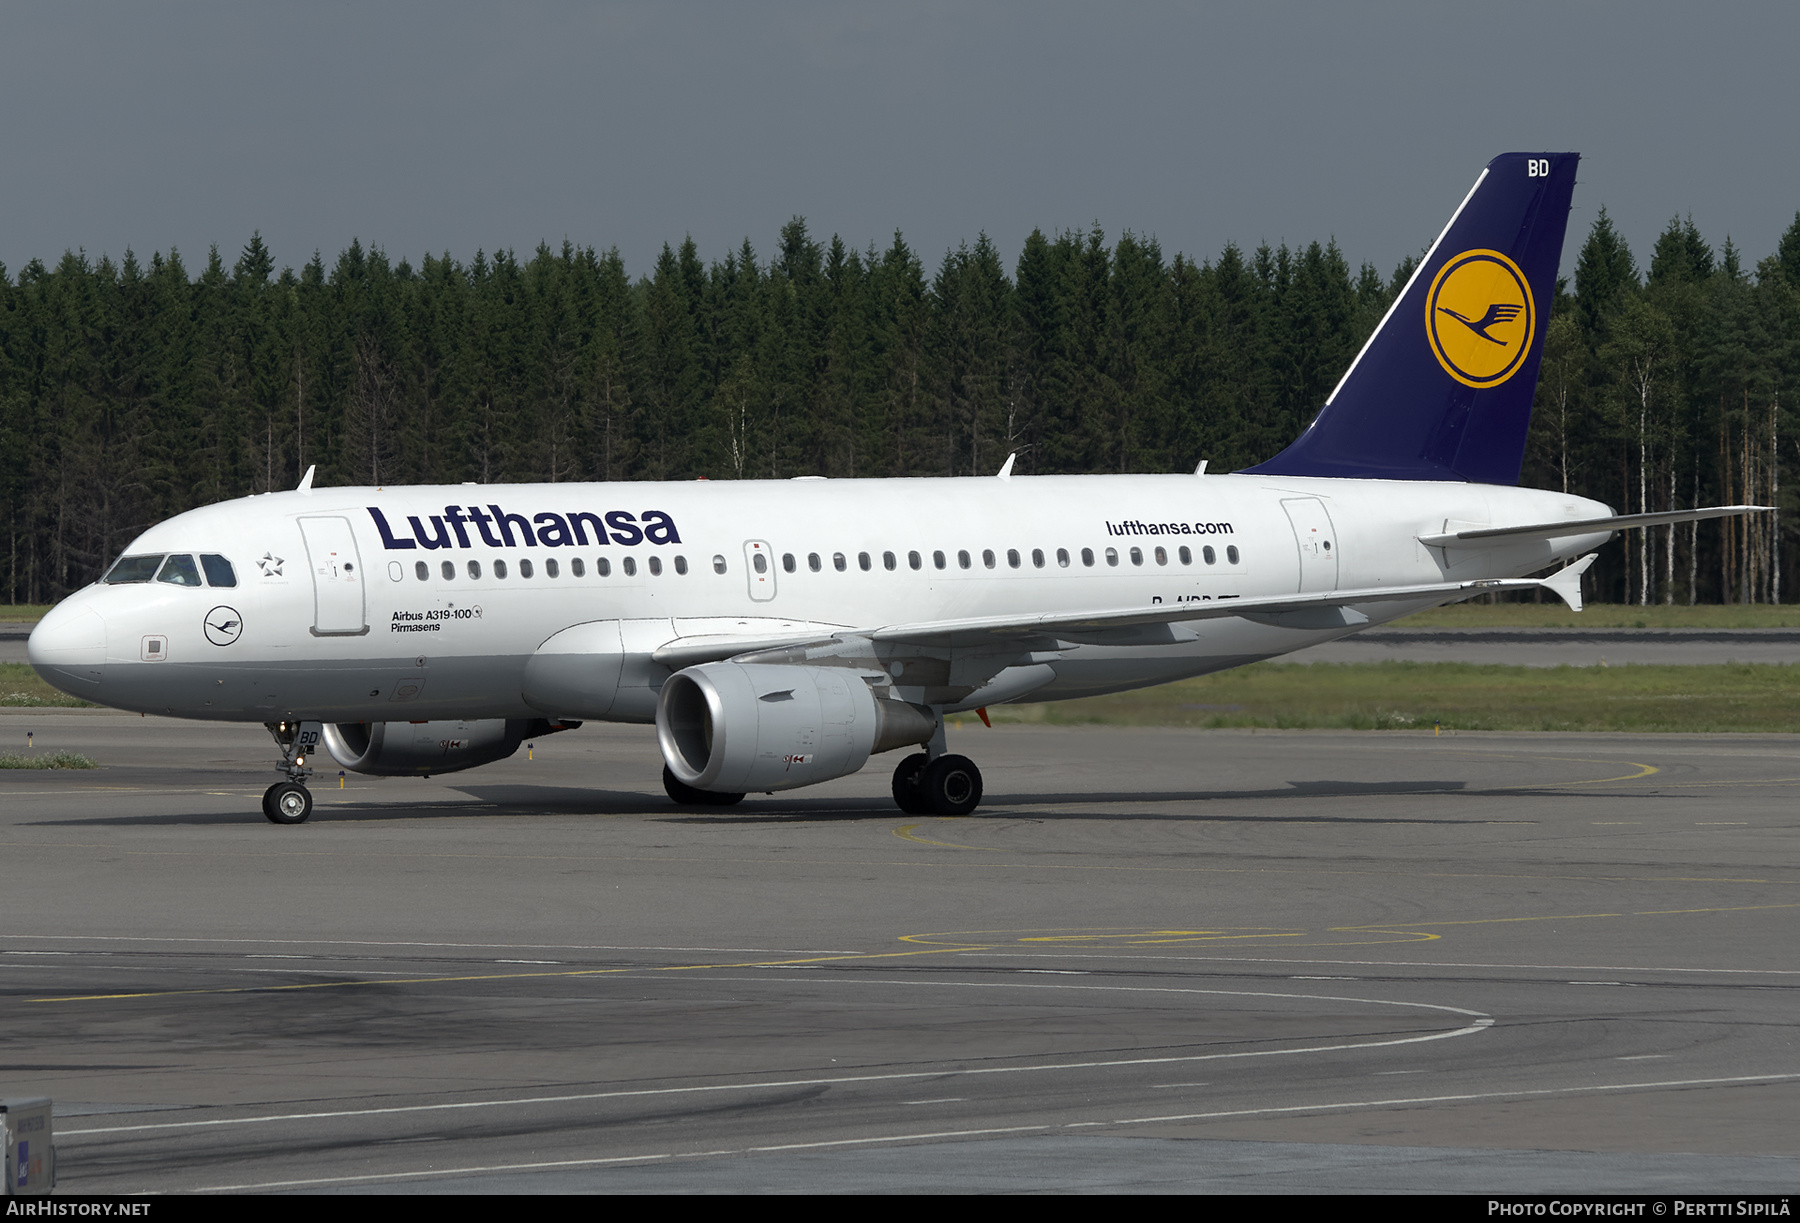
[263,781,314,825]
[892,752,982,816]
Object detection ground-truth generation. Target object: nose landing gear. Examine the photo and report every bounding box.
[262,720,322,824]
[262,781,314,824]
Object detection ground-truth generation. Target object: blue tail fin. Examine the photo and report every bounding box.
[1245,152,1579,484]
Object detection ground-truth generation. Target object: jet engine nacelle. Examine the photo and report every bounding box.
[657,663,935,793]
[321,718,570,777]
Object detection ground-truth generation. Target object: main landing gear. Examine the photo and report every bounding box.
[262,720,322,825]
[891,751,983,816]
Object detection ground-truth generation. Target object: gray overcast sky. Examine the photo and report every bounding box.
[3,2,1796,285]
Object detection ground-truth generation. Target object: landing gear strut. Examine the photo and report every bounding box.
[262,720,322,825]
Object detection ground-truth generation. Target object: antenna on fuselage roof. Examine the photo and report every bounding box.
[296,465,315,493]
[996,452,1017,481]
[1194,459,1209,476]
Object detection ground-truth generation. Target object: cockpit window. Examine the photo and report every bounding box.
[105,555,165,584]
[200,554,237,587]
[155,555,203,587]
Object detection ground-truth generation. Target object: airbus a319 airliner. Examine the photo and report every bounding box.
[29,154,1766,823]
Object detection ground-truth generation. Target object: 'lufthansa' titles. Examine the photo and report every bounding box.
[367,506,681,550]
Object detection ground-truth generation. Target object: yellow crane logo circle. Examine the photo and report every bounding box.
[1425,249,1535,388]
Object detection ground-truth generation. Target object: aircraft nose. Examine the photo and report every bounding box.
[28,598,108,692]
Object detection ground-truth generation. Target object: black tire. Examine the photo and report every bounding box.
[921,754,982,816]
[264,781,313,825]
[663,765,745,807]
[891,752,931,814]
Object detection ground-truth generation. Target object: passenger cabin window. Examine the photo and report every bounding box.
[545,558,559,578]
[1081,548,1095,567]
[1203,545,1216,565]
[598,558,612,577]
[908,551,922,571]
[200,554,237,587]
[782,553,796,574]
[713,555,727,574]
[859,552,872,571]
[883,552,897,571]
[1032,548,1045,568]
[156,555,203,587]
[808,553,822,572]
[958,550,971,569]
[1105,548,1119,567]
[1129,547,1143,566]
[415,560,429,581]
[622,557,637,576]
[520,559,534,578]
[571,558,585,577]
[1178,546,1191,565]
[675,555,689,575]
[105,555,164,584]
[442,560,456,580]
[983,549,996,569]
[1227,545,1240,564]
[467,560,482,579]
[933,551,946,570]
[648,556,662,576]
[494,559,509,579]
[1006,549,1021,569]
[1057,548,1071,568]
[834,553,847,572]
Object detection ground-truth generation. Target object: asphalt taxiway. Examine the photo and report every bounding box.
[1,712,1796,1194]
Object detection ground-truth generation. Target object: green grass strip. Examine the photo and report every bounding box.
[959,661,1800,734]
[0,751,98,769]
[0,664,96,707]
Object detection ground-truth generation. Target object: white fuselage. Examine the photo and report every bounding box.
[28,473,1612,723]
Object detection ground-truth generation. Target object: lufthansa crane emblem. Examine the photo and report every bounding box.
[204,606,244,647]
[1425,248,1535,389]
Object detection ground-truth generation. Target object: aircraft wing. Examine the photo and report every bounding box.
[654,556,1597,676]
[866,559,1595,650]
[1417,506,1770,549]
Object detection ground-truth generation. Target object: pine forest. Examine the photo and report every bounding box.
[2,209,1797,606]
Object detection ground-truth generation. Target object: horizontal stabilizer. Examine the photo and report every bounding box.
[1418,505,1772,549]
[1539,554,1597,613]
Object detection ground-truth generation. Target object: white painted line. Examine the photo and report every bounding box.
[1105,1072,1800,1127]
[63,985,1491,1138]
[178,1071,1800,1195]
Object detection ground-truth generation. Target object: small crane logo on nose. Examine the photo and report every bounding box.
[204,607,244,647]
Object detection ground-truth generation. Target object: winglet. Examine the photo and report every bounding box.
[1539,554,1596,612]
[996,453,1017,481]
[296,464,316,493]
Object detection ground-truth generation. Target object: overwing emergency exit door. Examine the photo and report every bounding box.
[299,516,368,635]
[1281,497,1339,592]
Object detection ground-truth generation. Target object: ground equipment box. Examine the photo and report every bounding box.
[2,1097,55,1195]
